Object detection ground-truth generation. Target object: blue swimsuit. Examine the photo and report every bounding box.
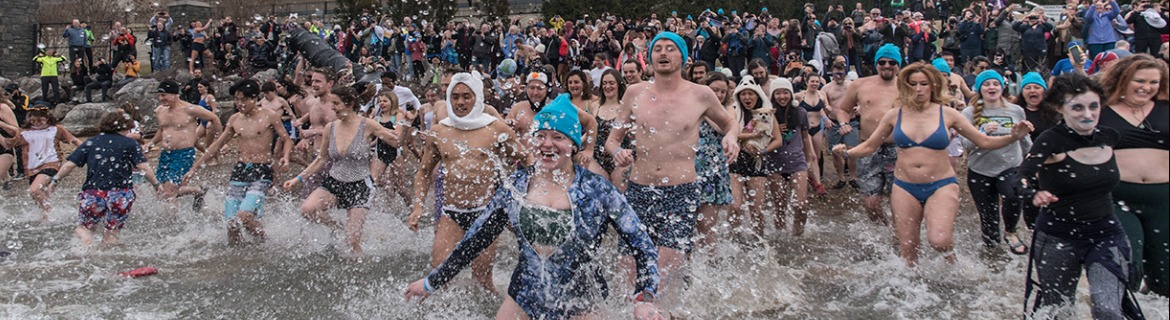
[892,105,958,204]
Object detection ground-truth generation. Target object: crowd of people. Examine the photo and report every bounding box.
[4,0,1168,319]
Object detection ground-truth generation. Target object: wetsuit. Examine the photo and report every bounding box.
[1099,101,1170,297]
[1016,125,1142,319]
[424,166,660,319]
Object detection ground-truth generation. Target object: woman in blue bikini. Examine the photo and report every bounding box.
[833,62,1034,267]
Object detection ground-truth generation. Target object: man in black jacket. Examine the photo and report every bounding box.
[471,23,499,73]
[84,58,114,102]
[247,37,276,71]
[148,20,174,72]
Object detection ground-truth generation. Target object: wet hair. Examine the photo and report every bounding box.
[277,79,305,98]
[121,102,144,122]
[22,109,56,128]
[1100,54,1170,105]
[261,81,277,93]
[332,86,362,111]
[565,70,594,101]
[100,110,136,133]
[895,62,952,110]
[747,58,769,74]
[1041,73,1105,116]
[311,67,338,83]
[197,80,215,94]
[598,69,626,105]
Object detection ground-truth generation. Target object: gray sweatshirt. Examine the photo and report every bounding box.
[961,102,1032,177]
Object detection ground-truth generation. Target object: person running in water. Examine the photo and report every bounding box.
[606,32,740,309]
[282,86,398,256]
[409,72,523,293]
[405,94,665,320]
[184,79,292,244]
[148,80,220,211]
[50,110,161,247]
[833,62,1033,267]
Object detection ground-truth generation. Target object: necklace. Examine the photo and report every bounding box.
[1124,100,1149,129]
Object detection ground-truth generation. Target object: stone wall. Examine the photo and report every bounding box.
[0,0,42,78]
[168,0,213,69]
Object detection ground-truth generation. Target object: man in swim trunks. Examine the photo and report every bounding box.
[834,44,903,225]
[292,68,339,198]
[149,80,221,211]
[607,32,740,307]
[184,79,292,244]
[823,62,859,189]
[410,72,523,294]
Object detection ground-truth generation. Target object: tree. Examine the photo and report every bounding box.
[481,0,510,21]
[335,0,381,25]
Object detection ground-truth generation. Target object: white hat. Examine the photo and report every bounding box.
[439,73,497,130]
[525,71,549,85]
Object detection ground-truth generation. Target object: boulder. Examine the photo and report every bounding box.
[113,79,162,134]
[51,103,75,121]
[16,77,39,95]
[250,69,279,84]
[60,103,119,136]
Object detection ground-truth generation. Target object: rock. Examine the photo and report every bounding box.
[60,103,119,136]
[112,79,161,134]
[51,103,75,121]
[16,77,39,95]
[250,69,278,84]
[212,80,233,100]
[216,101,236,125]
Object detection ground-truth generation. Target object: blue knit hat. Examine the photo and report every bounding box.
[534,94,582,147]
[931,58,951,76]
[972,70,1005,93]
[648,31,689,66]
[874,44,902,68]
[1019,72,1047,91]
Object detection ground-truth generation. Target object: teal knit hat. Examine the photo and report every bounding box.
[534,94,582,147]
[1019,72,1047,91]
[931,58,951,76]
[972,70,1005,93]
[648,31,689,66]
[874,44,902,68]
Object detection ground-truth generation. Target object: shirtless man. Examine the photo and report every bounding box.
[292,68,339,196]
[822,62,859,189]
[607,32,740,305]
[834,44,902,224]
[505,71,598,166]
[260,82,296,168]
[409,73,523,294]
[0,98,19,189]
[622,59,644,85]
[184,79,292,244]
[149,80,221,210]
[938,52,975,101]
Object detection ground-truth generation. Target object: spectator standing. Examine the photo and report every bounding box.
[33,50,66,104]
[1013,10,1054,72]
[1125,0,1169,54]
[1083,0,1121,57]
[148,12,175,72]
[62,20,88,69]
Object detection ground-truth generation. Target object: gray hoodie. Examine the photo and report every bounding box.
[961,102,1032,177]
[62,26,87,47]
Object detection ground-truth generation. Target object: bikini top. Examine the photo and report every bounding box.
[190,29,206,39]
[893,105,950,150]
[327,119,371,182]
[799,98,825,113]
[518,203,574,247]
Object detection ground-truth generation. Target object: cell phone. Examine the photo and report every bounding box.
[1069,44,1086,65]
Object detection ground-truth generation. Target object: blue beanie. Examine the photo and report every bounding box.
[874,44,902,68]
[972,70,1005,93]
[648,32,689,66]
[1019,72,1047,91]
[718,8,725,15]
[931,58,951,76]
[534,94,582,147]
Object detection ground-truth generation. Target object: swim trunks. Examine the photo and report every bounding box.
[156,147,196,184]
[29,168,59,185]
[624,181,701,253]
[856,144,897,196]
[224,162,273,220]
[319,176,374,209]
[78,188,136,230]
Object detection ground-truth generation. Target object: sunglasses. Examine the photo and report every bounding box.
[877,60,898,66]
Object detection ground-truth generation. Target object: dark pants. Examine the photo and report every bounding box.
[412,60,426,80]
[1114,181,1170,296]
[726,55,746,78]
[1032,230,1128,319]
[84,47,94,69]
[968,168,1023,247]
[40,76,60,103]
[1132,37,1161,55]
[68,46,85,68]
[85,80,112,102]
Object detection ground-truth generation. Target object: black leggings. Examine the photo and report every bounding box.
[967,168,1023,247]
